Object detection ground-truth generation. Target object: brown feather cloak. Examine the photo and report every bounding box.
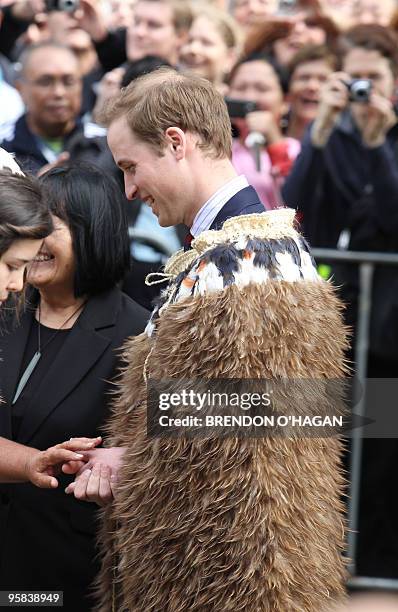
[94,209,349,612]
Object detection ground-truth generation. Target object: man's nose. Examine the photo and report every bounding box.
[53,80,67,96]
[125,178,138,200]
[187,40,201,54]
[251,0,263,14]
[134,22,147,37]
[307,77,321,91]
[358,11,377,24]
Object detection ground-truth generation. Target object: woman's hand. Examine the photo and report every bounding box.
[245,110,284,145]
[25,436,102,488]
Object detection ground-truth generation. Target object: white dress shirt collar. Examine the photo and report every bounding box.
[190,175,249,238]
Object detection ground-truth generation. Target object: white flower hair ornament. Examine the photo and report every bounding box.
[0,148,24,175]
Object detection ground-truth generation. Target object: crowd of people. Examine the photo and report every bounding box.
[1,0,398,609]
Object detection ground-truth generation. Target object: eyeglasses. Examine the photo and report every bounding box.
[25,76,81,89]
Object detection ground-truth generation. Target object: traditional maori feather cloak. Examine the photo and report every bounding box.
[95,209,348,612]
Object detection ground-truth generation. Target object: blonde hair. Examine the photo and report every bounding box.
[191,2,243,51]
[101,67,233,159]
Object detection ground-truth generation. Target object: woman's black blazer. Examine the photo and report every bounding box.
[0,287,148,611]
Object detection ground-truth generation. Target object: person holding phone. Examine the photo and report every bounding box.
[227,54,300,208]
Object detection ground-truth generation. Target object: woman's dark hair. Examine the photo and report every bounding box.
[228,52,286,92]
[39,163,131,297]
[121,55,172,88]
[0,170,53,258]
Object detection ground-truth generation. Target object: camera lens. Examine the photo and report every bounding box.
[349,79,372,103]
[59,0,79,11]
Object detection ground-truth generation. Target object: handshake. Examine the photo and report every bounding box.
[25,437,124,506]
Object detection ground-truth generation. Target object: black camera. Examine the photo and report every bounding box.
[45,0,80,12]
[347,79,372,104]
[225,98,257,119]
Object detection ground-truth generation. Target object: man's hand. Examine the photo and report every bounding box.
[63,446,125,476]
[66,463,116,506]
[74,0,108,42]
[25,437,102,489]
[311,72,350,148]
[357,92,397,148]
[64,446,125,504]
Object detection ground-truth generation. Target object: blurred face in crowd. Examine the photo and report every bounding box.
[319,0,352,29]
[343,46,395,100]
[274,14,327,66]
[126,1,184,65]
[349,0,396,27]
[0,240,43,303]
[232,0,277,28]
[104,0,136,29]
[17,47,82,138]
[229,60,285,119]
[108,116,192,227]
[180,16,237,86]
[288,58,334,124]
[27,216,75,293]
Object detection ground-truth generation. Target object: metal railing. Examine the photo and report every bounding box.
[312,248,398,592]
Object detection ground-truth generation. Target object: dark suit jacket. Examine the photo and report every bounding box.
[0,287,148,611]
[210,185,265,230]
[0,114,89,175]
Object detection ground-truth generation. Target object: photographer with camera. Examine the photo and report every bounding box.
[283,24,398,329]
[283,23,398,580]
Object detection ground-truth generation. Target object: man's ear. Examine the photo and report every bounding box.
[165,126,186,160]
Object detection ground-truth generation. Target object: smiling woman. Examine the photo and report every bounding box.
[0,166,53,304]
[0,150,101,494]
[179,4,242,94]
[0,162,149,610]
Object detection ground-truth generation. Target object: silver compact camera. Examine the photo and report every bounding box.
[347,79,372,103]
[276,0,297,15]
[45,0,80,12]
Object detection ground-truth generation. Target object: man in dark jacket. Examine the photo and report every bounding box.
[282,24,398,579]
[1,41,104,174]
[283,24,398,363]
